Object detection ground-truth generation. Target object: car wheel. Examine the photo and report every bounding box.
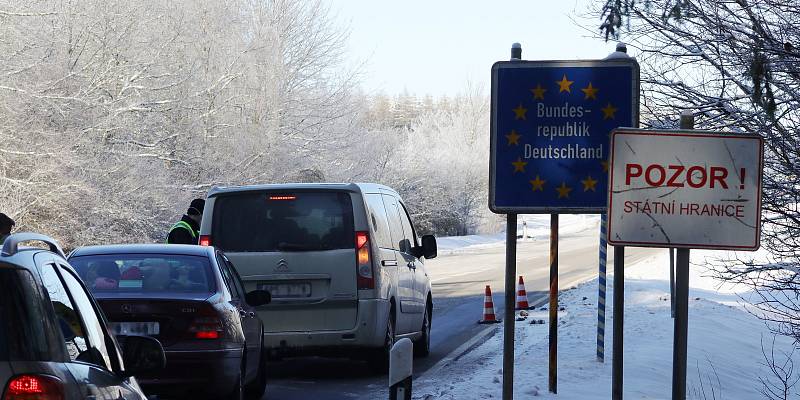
[414,301,431,357]
[368,306,395,372]
[245,337,268,399]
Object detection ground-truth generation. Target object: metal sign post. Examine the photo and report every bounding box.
[672,247,690,400]
[607,114,764,400]
[671,112,694,400]
[490,43,639,398]
[503,213,517,400]
[549,213,558,393]
[611,245,624,399]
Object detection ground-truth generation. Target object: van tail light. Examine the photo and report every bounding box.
[199,235,211,246]
[3,374,63,400]
[188,317,223,339]
[355,231,374,289]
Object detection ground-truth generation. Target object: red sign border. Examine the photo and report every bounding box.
[607,128,764,250]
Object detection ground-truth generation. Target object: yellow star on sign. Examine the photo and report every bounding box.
[556,182,573,198]
[581,82,599,100]
[556,75,574,93]
[581,175,598,192]
[602,103,618,120]
[601,160,609,173]
[505,130,522,145]
[512,157,527,173]
[529,175,546,192]
[530,84,547,100]
[513,104,528,120]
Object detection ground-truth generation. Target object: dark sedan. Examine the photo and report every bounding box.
[69,244,271,400]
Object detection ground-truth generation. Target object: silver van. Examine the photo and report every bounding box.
[198,183,437,367]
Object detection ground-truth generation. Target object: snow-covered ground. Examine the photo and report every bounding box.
[415,250,797,399]
[437,214,599,255]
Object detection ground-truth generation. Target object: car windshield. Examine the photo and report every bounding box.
[70,254,214,294]
[212,191,355,252]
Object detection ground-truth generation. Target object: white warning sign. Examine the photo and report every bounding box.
[607,128,764,250]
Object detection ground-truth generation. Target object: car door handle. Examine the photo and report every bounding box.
[381,260,398,267]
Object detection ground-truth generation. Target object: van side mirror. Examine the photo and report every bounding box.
[246,289,272,307]
[421,235,437,259]
[120,335,166,378]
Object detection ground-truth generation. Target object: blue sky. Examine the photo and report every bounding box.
[325,0,621,97]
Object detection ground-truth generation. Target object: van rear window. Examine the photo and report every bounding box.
[212,191,355,252]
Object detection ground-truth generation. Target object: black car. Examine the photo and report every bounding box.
[0,233,165,400]
[69,244,271,400]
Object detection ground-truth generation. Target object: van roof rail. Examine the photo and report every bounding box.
[1,233,66,258]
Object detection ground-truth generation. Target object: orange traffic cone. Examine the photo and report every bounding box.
[516,276,530,310]
[479,285,501,324]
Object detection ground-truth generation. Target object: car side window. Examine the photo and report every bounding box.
[40,264,98,366]
[57,265,115,371]
[0,268,67,362]
[222,256,247,298]
[217,254,241,300]
[398,202,419,252]
[382,194,405,252]
[365,194,392,249]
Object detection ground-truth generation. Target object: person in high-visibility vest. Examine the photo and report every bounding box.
[167,199,205,245]
[0,213,15,244]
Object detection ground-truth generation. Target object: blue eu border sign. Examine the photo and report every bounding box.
[489,59,639,214]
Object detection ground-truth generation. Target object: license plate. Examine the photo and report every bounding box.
[110,322,160,336]
[258,282,312,298]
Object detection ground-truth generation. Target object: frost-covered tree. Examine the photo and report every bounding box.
[353,86,496,236]
[0,0,358,247]
[594,0,800,343]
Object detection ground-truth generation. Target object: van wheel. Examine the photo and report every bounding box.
[414,302,431,357]
[368,307,395,372]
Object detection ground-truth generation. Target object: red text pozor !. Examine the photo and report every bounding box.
[625,163,745,189]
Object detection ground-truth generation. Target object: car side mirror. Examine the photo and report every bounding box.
[421,235,437,259]
[120,335,166,378]
[246,289,271,307]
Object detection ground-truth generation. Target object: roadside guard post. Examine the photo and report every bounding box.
[389,338,413,400]
[489,43,639,398]
[607,119,764,400]
[597,213,608,363]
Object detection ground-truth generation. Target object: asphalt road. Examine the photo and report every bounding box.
[263,229,659,399]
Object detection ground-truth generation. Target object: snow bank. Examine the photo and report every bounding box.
[415,251,797,399]
[437,214,600,255]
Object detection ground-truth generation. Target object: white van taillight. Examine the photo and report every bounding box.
[3,374,63,400]
[199,235,211,246]
[355,231,374,289]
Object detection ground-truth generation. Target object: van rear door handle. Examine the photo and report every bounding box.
[381,260,398,267]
